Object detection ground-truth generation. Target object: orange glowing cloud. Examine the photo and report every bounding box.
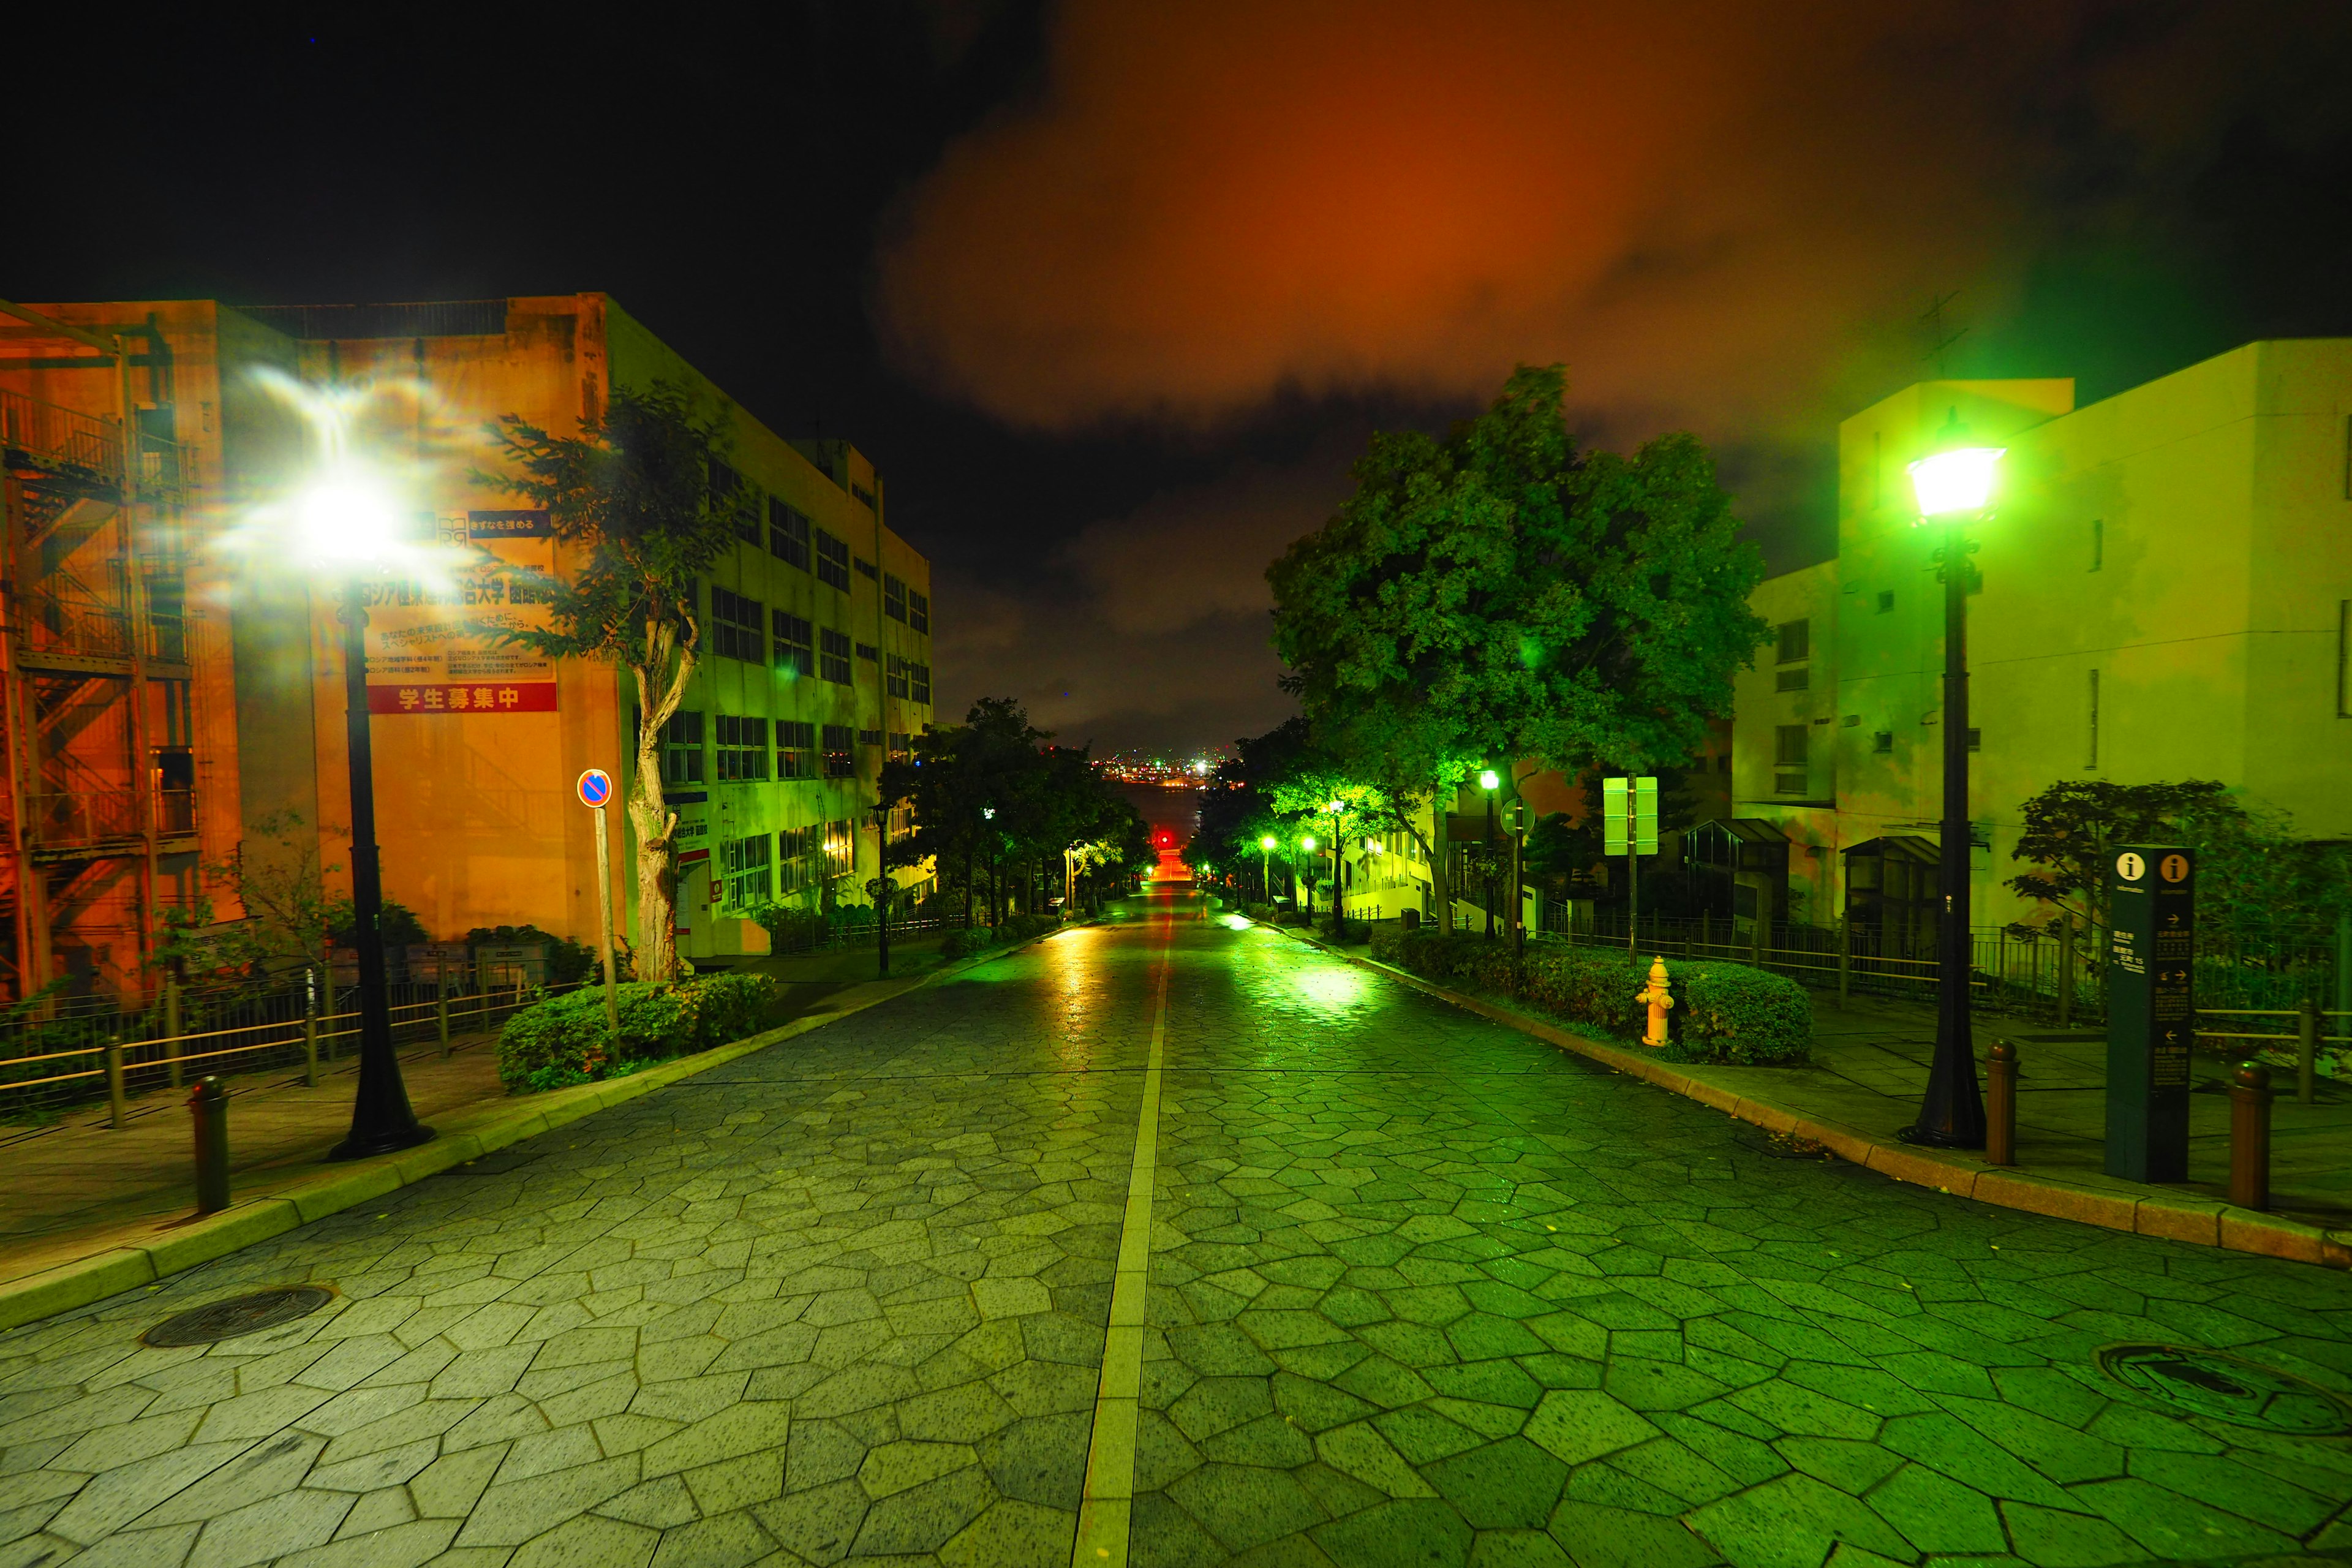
[877,1,2336,437]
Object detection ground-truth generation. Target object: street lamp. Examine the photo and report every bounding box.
[1902,413,2004,1150]
[298,474,432,1161]
[1259,834,1277,903]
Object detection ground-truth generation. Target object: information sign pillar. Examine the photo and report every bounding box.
[2105,844,2194,1182]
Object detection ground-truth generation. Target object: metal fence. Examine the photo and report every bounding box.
[1536,903,2352,1058]
[1,976,574,1125]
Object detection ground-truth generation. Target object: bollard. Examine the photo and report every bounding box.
[190,1077,229,1213]
[106,1036,126,1129]
[2297,998,2318,1106]
[302,1006,319,1088]
[437,987,451,1059]
[2228,1061,2271,1212]
[1986,1040,2018,1166]
[165,976,184,1089]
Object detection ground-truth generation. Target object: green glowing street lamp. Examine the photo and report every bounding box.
[1259,834,1278,902]
[1902,412,2005,1151]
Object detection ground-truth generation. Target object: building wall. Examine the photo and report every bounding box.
[1735,339,2352,930]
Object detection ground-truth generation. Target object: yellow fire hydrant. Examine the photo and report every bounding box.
[1636,956,1674,1047]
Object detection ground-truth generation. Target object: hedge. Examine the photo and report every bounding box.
[1368,927,1811,1066]
[941,912,1065,961]
[496,972,778,1093]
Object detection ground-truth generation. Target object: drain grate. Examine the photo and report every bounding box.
[143,1287,334,1348]
[2095,1343,2352,1436]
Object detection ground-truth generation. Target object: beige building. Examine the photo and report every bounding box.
[5,295,932,995]
[1732,339,2352,944]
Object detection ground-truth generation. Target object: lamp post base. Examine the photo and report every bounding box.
[1895,1120,1983,1151]
[329,1122,435,1163]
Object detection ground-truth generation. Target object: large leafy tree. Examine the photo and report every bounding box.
[481,382,750,982]
[1270,365,1769,928]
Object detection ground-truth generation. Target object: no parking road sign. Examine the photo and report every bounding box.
[577,768,613,809]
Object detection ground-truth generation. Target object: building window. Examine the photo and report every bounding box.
[769,499,812,570]
[886,653,910,699]
[778,720,817,779]
[824,820,856,878]
[1776,619,1809,664]
[884,574,908,622]
[910,662,931,704]
[710,586,764,663]
[2087,669,2101,767]
[2090,518,2103,572]
[854,556,879,581]
[858,727,882,747]
[1774,724,1808,795]
[1872,730,1893,754]
[660,710,703,786]
[779,824,818,893]
[815,529,850,590]
[1775,668,1809,692]
[855,641,878,663]
[888,731,911,756]
[821,724,856,777]
[720,834,772,911]
[715,715,768,780]
[773,612,813,679]
[1877,590,1894,613]
[709,459,756,544]
[818,628,853,685]
[907,590,929,635]
[1966,727,1981,752]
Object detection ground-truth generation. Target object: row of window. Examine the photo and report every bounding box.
[659,711,883,784]
[705,586,927,697]
[709,459,864,593]
[718,821,859,911]
[1770,722,1984,794]
[883,573,930,633]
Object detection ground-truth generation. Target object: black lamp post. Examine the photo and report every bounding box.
[328,576,432,1160]
[1901,417,2003,1150]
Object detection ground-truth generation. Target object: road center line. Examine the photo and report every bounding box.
[1071,939,1170,1567]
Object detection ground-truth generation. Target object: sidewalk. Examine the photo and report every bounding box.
[1280,923,2352,1267]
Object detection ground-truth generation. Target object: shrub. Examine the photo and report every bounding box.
[1243,903,1279,924]
[941,925,997,960]
[496,972,778,1092]
[1369,928,1810,1065]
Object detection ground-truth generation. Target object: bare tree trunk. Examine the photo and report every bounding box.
[627,634,693,984]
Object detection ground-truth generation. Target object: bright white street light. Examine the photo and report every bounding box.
[1908,447,2004,518]
[296,475,405,566]
[1478,769,1500,791]
[1301,835,1316,852]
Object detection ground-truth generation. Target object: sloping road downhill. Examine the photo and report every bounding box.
[1,887,2348,1567]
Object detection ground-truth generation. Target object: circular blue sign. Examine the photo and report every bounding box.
[576,768,613,809]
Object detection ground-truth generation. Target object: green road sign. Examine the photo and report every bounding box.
[1603,777,1658,856]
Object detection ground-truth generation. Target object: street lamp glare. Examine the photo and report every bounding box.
[1259,835,1277,851]
[1478,769,1500,791]
[297,478,402,565]
[1301,835,1316,851]
[1909,447,2004,519]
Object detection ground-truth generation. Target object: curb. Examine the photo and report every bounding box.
[1257,921,2352,1272]
[0,924,1084,1335]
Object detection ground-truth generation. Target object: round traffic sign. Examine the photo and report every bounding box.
[2116,851,2146,882]
[577,768,613,809]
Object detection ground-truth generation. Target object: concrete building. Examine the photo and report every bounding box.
[1,295,931,998]
[1732,339,2352,944]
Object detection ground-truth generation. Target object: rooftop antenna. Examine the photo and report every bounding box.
[1921,290,1967,379]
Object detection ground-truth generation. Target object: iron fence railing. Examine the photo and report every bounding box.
[754,913,954,957]
[1,976,577,1125]
[1535,904,2350,1042]
[0,387,117,479]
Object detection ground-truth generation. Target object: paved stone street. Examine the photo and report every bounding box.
[2,888,2350,1567]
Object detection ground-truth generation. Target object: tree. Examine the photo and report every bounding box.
[481,382,751,982]
[1270,365,1768,927]
[2007,780,2233,930]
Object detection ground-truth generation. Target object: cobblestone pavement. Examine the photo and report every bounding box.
[2,892,2350,1568]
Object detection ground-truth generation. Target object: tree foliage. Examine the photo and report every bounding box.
[1269,364,1768,922]
[480,381,752,982]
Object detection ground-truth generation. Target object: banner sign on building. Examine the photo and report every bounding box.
[2105,843,2193,1182]
[365,509,559,715]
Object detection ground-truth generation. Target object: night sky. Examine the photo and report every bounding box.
[13,2,2350,756]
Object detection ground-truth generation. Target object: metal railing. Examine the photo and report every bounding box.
[0,388,118,480]
[1,976,576,1125]
[26,789,141,848]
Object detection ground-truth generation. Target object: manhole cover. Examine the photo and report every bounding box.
[142,1287,334,1348]
[2095,1343,2352,1436]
